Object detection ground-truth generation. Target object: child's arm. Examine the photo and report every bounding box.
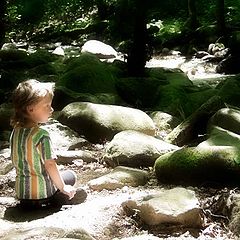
[45,159,76,199]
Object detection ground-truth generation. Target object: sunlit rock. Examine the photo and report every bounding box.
[103,130,178,168]
[81,40,117,59]
[0,226,95,240]
[0,149,12,175]
[56,150,97,164]
[57,102,156,143]
[154,146,240,185]
[52,46,65,56]
[41,119,82,151]
[88,166,149,191]
[120,234,161,240]
[198,108,240,148]
[198,126,240,148]
[1,43,17,50]
[229,194,240,236]
[149,111,181,140]
[122,187,202,228]
[208,108,240,134]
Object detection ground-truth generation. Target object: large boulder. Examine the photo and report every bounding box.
[166,95,224,146]
[217,77,240,107]
[208,108,240,134]
[103,130,178,167]
[58,53,117,94]
[57,102,156,143]
[198,126,240,148]
[198,108,240,148]
[154,146,240,186]
[81,40,118,59]
[115,77,164,108]
[122,187,202,228]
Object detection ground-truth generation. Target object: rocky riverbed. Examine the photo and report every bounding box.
[0,118,238,240]
[0,41,240,239]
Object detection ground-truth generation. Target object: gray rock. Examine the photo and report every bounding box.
[0,226,95,240]
[103,130,179,167]
[122,187,202,227]
[58,102,156,143]
[56,150,97,164]
[150,111,181,139]
[208,108,240,135]
[41,119,81,151]
[119,234,162,240]
[88,166,149,191]
[198,125,240,148]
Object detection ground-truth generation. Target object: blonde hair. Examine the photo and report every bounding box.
[10,79,54,127]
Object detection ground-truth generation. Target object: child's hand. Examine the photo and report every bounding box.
[62,185,76,199]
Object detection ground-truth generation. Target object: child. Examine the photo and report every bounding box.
[10,79,87,209]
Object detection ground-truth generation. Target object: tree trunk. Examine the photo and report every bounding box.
[127,1,148,77]
[187,0,199,30]
[0,0,6,48]
[95,0,109,20]
[216,0,225,35]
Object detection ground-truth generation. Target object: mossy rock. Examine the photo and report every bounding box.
[63,52,101,71]
[0,49,28,62]
[28,63,59,76]
[0,49,29,70]
[217,77,240,107]
[184,88,219,117]
[154,146,240,186]
[147,67,168,81]
[164,71,193,86]
[116,77,164,108]
[25,50,60,68]
[58,54,116,94]
[53,86,123,111]
[155,85,189,118]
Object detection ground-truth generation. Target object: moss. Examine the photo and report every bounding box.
[154,146,240,186]
[26,50,59,68]
[63,52,101,72]
[58,53,116,94]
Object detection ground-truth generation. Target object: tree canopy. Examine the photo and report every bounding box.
[1,0,240,76]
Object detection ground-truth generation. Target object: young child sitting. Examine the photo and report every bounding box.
[10,79,87,209]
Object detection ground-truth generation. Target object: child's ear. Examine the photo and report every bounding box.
[26,105,34,113]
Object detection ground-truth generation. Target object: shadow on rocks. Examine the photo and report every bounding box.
[3,204,61,222]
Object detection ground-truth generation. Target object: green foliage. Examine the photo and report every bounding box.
[153,19,184,45]
[3,0,240,54]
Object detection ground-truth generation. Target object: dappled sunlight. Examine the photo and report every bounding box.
[146,55,186,69]
[146,55,230,86]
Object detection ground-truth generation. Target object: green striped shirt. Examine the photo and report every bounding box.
[10,126,57,200]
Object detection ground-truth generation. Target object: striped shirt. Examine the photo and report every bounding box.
[10,126,57,200]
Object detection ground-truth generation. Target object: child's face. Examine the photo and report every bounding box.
[27,94,53,125]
